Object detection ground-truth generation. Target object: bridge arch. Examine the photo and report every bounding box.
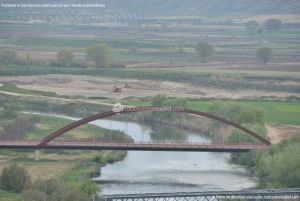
[38,106,271,146]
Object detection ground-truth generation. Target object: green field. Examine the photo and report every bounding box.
[126,99,300,125]
[26,114,110,140]
[0,82,58,97]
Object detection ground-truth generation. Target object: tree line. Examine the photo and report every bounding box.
[245,19,284,36]
[0,42,120,71]
[0,42,274,72]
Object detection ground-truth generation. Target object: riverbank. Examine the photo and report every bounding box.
[0,149,127,201]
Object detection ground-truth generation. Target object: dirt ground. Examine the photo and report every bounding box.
[266,123,300,144]
[1,74,299,100]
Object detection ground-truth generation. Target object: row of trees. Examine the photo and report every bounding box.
[245,19,284,35]
[0,164,98,201]
[0,43,115,69]
[55,43,114,68]
[195,42,273,65]
[0,41,273,69]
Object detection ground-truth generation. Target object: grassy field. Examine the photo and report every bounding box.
[0,149,124,181]
[0,82,58,97]
[25,114,110,140]
[13,36,168,50]
[126,99,300,125]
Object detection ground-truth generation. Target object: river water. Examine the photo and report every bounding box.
[31,113,257,194]
[90,118,257,194]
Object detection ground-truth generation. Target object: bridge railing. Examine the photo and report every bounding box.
[0,139,268,148]
[95,188,300,201]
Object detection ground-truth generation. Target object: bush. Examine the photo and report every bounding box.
[0,164,31,193]
[93,155,105,164]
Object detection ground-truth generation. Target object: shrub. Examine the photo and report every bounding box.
[0,164,31,193]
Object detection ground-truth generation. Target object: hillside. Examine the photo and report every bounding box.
[106,0,300,15]
[2,0,300,16]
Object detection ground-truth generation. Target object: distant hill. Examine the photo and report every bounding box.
[2,0,300,16]
[105,0,300,15]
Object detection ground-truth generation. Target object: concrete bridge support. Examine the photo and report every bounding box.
[34,149,40,161]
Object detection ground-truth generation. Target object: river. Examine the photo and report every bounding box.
[31,113,257,194]
[90,118,257,194]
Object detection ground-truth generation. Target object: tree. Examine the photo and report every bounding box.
[57,49,74,67]
[151,94,167,106]
[0,164,31,193]
[86,43,114,68]
[256,47,273,65]
[195,41,214,63]
[0,49,17,64]
[265,19,283,31]
[245,20,259,35]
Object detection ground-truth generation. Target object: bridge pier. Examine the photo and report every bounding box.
[34,149,40,161]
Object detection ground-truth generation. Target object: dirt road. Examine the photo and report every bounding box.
[1,74,298,100]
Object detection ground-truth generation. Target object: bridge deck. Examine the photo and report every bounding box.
[97,188,300,201]
[0,140,268,152]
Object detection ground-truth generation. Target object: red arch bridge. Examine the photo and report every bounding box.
[0,106,271,152]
